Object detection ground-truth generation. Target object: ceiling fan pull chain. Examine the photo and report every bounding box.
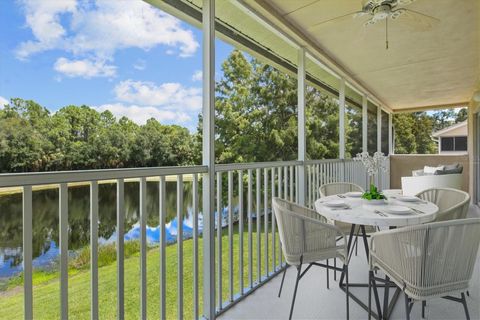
[385,17,389,50]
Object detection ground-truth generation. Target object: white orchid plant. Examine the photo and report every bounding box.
[354,151,389,177]
[354,151,389,199]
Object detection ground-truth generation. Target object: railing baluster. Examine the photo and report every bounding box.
[278,166,282,200]
[263,168,269,276]
[271,168,276,272]
[256,168,261,283]
[23,186,33,320]
[216,172,222,309]
[295,165,299,203]
[283,166,288,202]
[116,180,124,320]
[159,176,167,320]
[139,178,147,320]
[177,175,184,319]
[238,170,244,294]
[90,181,99,320]
[308,165,312,207]
[312,164,316,202]
[247,169,253,288]
[59,183,69,319]
[290,166,294,202]
[277,167,283,266]
[228,171,234,302]
[192,174,199,319]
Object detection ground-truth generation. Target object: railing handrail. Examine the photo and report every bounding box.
[0,159,376,188]
[0,165,208,188]
[215,160,302,172]
[304,158,356,165]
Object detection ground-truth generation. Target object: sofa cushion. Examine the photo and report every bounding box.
[424,165,444,175]
[443,163,460,171]
[435,164,463,175]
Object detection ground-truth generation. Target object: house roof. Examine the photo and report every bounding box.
[432,121,468,137]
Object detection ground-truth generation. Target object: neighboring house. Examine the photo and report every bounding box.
[432,121,468,154]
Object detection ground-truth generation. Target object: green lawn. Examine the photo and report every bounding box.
[0,223,281,319]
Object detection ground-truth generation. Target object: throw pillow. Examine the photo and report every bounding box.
[424,165,444,175]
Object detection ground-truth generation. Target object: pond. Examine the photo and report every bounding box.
[0,180,239,279]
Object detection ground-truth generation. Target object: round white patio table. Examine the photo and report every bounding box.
[314,194,439,228]
[314,194,439,320]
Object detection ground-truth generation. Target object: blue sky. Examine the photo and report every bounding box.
[0,0,234,131]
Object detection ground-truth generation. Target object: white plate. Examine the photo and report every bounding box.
[323,200,346,208]
[345,191,363,198]
[396,195,420,202]
[384,205,412,215]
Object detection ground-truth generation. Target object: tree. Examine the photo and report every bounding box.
[393,112,436,154]
[0,99,198,172]
[209,50,344,164]
[455,108,468,123]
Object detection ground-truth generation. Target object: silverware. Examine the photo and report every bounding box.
[331,206,351,211]
[337,194,346,198]
[374,210,387,217]
[411,207,425,214]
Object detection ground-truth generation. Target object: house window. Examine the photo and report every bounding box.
[441,136,467,151]
[455,136,467,151]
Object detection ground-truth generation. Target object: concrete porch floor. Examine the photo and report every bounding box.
[219,206,480,320]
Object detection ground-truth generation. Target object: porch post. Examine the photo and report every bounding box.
[362,95,368,153]
[297,47,306,206]
[202,0,216,318]
[339,79,346,159]
[388,113,393,155]
[377,105,382,153]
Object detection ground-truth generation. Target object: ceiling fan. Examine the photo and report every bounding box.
[309,0,440,49]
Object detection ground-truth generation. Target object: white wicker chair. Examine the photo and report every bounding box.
[368,218,480,320]
[319,182,375,281]
[415,188,470,222]
[272,197,350,320]
[319,182,364,198]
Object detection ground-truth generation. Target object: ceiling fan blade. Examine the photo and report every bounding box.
[309,11,369,30]
[396,0,418,6]
[394,8,440,31]
[363,0,383,6]
[363,18,379,28]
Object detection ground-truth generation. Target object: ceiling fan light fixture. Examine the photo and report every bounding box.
[473,90,480,102]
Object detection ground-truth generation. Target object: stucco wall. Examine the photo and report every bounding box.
[390,154,470,192]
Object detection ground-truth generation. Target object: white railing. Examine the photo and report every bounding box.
[214,161,300,315]
[0,158,390,319]
[304,158,390,208]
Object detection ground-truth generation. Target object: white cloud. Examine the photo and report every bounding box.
[54,57,116,78]
[0,96,8,108]
[16,0,199,62]
[94,103,191,125]
[133,59,146,71]
[192,70,202,82]
[114,79,202,111]
[15,0,77,59]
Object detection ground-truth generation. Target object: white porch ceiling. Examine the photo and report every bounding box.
[247,0,479,111]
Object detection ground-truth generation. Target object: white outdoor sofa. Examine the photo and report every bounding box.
[401,164,463,196]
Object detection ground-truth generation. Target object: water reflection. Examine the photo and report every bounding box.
[0,180,208,278]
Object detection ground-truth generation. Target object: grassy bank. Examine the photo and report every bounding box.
[0,223,277,319]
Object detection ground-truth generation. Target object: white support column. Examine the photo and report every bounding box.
[388,113,393,155]
[202,0,216,319]
[377,105,382,153]
[339,78,346,159]
[297,47,306,206]
[362,95,368,153]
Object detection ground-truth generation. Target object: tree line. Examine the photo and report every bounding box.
[0,50,467,172]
